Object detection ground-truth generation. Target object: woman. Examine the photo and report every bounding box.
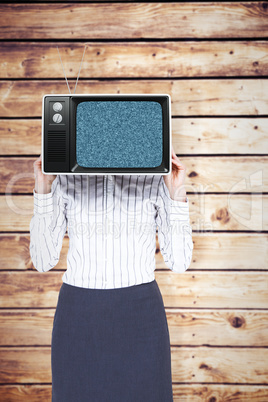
[29,146,193,402]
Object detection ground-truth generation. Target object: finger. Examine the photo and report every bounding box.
[34,160,42,174]
[33,156,41,166]
[34,161,41,170]
[172,153,181,163]
[172,158,185,170]
[172,151,182,163]
[171,159,179,166]
[172,148,180,161]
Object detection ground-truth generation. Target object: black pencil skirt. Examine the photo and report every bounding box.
[51,279,173,402]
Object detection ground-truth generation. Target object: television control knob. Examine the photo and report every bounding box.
[53,102,63,112]
[53,113,62,123]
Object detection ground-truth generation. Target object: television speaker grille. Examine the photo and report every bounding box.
[47,131,66,162]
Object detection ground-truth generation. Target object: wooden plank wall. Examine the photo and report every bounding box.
[0,2,268,401]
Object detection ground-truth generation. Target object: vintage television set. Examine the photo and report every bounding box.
[42,93,171,175]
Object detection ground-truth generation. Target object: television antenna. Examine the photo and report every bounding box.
[56,44,87,95]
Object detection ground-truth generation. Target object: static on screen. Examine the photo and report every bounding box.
[76,101,163,168]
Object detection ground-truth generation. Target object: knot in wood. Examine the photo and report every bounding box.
[215,207,230,224]
[189,171,198,177]
[230,315,245,328]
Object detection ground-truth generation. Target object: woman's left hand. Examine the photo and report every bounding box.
[163,146,187,202]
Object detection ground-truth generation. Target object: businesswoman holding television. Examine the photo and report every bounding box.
[29,147,193,402]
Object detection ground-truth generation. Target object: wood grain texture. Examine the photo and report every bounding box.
[177,233,268,270]
[0,271,267,308]
[1,41,268,78]
[0,385,52,402]
[172,384,268,401]
[0,310,54,346]
[166,309,268,347]
[170,347,268,383]
[0,3,267,39]
[1,80,268,117]
[0,347,51,383]
[157,271,268,309]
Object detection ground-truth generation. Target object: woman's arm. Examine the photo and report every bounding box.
[29,155,67,272]
[155,177,193,273]
[154,147,194,273]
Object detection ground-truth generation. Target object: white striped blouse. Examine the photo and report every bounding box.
[29,174,193,289]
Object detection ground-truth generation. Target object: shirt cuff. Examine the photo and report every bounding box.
[168,196,190,216]
[33,188,54,215]
[169,196,189,206]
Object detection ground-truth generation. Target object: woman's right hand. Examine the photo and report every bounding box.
[34,154,57,194]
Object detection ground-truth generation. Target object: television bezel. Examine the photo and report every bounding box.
[42,93,172,175]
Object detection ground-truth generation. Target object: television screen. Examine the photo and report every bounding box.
[76,101,163,168]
